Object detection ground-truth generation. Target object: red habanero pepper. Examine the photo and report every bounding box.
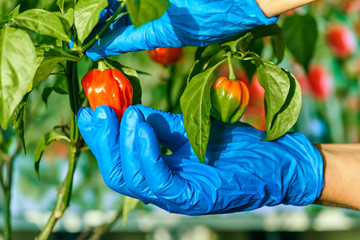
[210,77,249,123]
[148,47,183,66]
[81,68,133,120]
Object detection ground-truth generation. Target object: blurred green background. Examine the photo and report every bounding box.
[1,0,360,239]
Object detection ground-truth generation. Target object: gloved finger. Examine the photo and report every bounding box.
[90,105,120,176]
[120,106,169,207]
[86,15,181,61]
[120,106,149,198]
[134,105,188,152]
[137,122,190,205]
[89,105,133,196]
[77,107,94,147]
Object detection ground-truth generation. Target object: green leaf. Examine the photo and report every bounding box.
[194,45,217,60]
[270,31,285,64]
[274,68,302,132]
[0,3,20,24]
[42,77,69,105]
[121,67,142,105]
[249,23,283,40]
[256,60,302,140]
[29,45,81,91]
[122,196,139,227]
[126,0,169,28]
[2,4,20,23]
[31,56,59,90]
[188,44,223,82]
[54,8,75,31]
[74,0,108,43]
[34,132,70,180]
[63,8,74,29]
[53,77,69,94]
[104,59,142,104]
[10,5,20,18]
[0,26,37,130]
[10,92,30,154]
[42,87,54,105]
[0,130,12,154]
[15,9,70,42]
[57,0,74,14]
[57,0,65,13]
[282,14,317,70]
[180,59,226,163]
[221,32,253,53]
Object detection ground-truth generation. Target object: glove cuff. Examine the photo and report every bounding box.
[281,133,325,206]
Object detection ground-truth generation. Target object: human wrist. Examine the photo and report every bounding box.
[314,144,360,211]
[255,0,316,17]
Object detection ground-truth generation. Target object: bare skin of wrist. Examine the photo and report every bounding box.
[314,144,360,211]
[255,0,315,17]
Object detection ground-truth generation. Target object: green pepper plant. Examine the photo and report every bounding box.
[0,0,323,239]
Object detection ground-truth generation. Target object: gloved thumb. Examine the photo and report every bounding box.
[77,107,94,146]
[77,105,120,160]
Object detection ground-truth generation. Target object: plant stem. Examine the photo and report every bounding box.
[82,1,126,51]
[1,142,21,240]
[36,61,81,240]
[233,52,262,64]
[227,51,236,81]
[1,159,11,240]
[3,191,11,240]
[4,151,13,240]
[166,65,176,112]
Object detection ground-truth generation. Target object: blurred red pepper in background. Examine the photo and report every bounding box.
[326,23,357,59]
[242,74,266,130]
[343,0,360,13]
[148,47,183,66]
[308,63,334,101]
[292,62,310,95]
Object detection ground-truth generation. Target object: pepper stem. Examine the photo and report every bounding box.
[227,51,236,81]
[98,60,108,71]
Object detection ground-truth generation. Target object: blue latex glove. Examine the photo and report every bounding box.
[86,0,278,61]
[77,105,324,215]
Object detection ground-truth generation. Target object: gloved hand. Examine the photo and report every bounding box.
[86,0,278,61]
[77,105,324,215]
